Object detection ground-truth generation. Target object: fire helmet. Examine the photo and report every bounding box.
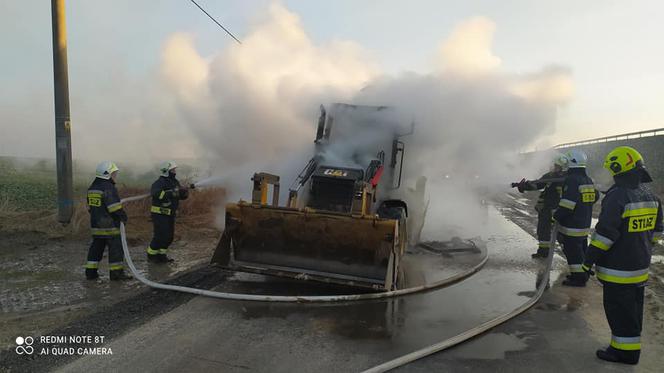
[95,161,119,180]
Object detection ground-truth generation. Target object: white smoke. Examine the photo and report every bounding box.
[155,8,572,238]
[161,4,377,171]
[3,3,573,238]
[154,3,380,198]
[344,17,571,239]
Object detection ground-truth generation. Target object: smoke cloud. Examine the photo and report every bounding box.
[159,8,571,203]
[350,17,573,239]
[3,4,573,238]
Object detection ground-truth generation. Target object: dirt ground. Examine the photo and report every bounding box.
[0,187,225,351]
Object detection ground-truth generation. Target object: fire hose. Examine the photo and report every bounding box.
[118,192,488,302]
[360,224,557,372]
[119,222,487,302]
[118,192,553,369]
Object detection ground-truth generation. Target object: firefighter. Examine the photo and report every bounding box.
[513,154,568,258]
[552,149,599,286]
[146,161,189,263]
[581,146,662,365]
[85,161,131,281]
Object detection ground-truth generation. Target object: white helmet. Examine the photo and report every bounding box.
[553,153,569,170]
[565,149,588,168]
[159,160,177,177]
[95,161,119,180]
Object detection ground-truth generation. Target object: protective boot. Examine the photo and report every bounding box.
[531,248,549,259]
[562,272,587,287]
[596,347,639,365]
[85,269,99,280]
[158,254,175,263]
[110,270,132,281]
[157,254,175,263]
[147,253,164,263]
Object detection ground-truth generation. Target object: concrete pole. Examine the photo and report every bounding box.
[51,0,74,224]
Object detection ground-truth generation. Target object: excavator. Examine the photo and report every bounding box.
[211,103,424,291]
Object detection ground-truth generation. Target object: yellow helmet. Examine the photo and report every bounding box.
[604,146,652,182]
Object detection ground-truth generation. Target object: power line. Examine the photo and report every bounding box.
[189,0,242,45]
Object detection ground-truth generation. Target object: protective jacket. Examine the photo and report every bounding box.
[553,168,599,237]
[150,174,188,216]
[523,170,566,210]
[585,172,663,285]
[87,177,127,237]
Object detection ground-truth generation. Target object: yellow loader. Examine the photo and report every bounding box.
[211,104,420,291]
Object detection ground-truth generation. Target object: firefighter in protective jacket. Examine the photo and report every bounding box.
[582,146,663,365]
[147,161,189,263]
[85,161,131,280]
[513,154,567,258]
[553,149,599,287]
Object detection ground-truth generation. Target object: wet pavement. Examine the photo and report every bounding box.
[0,230,215,351]
[54,206,554,372]
[6,196,661,372]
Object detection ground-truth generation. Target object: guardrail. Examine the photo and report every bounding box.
[554,128,664,149]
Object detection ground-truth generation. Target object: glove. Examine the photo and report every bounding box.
[114,210,128,223]
[165,188,179,199]
[179,187,189,200]
[581,263,595,276]
[516,179,526,193]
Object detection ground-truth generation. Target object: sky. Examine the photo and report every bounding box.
[2,0,663,160]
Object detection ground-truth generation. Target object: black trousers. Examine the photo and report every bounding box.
[86,236,124,272]
[536,208,553,251]
[603,283,644,362]
[559,234,587,276]
[149,213,175,255]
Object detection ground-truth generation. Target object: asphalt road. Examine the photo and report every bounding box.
[8,202,662,372]
[54,206,559,372]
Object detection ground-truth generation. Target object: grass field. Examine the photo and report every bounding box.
[0,157,166,211]
[0,156,225,237]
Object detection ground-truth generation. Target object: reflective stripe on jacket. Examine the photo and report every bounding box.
[87,178,127,237]
[586,183,663,285]
[151,175,187,217]
[553,168,598,236]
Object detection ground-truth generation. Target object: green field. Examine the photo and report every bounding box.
[0,157,78,210]
[0,157,201,211]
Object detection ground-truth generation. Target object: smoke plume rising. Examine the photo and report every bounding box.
[3,3,573,238]
[154,6,573,237]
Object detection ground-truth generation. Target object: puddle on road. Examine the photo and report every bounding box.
[190,205,548,355]
[446,332,531,360]
[56,204,563,372]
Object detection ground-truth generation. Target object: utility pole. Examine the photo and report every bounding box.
[51,0,74,224]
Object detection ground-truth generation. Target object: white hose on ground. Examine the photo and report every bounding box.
[360,224,558,372]
[117,191,487,302]
[120,222,488,303]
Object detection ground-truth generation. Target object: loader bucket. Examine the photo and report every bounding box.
[211,201,404,291]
